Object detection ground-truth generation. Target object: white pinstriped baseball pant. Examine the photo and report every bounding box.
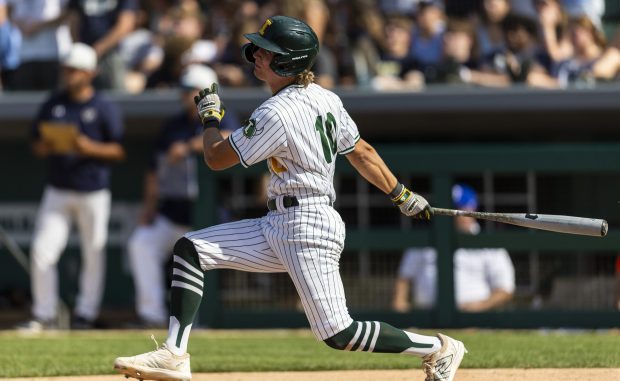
[185,202,354,340]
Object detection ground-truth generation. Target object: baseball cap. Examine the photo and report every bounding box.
[179,64,218,91]
[62,43,97,71]
[452,184,478,210]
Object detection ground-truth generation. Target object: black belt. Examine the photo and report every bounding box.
[267,196,299,211]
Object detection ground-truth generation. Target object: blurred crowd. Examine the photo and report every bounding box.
[1,0,620,93]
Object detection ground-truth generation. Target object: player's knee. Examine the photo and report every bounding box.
[323,322,358,351]
[173,237,201,268]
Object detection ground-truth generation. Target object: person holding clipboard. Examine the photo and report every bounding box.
[17,42,125,332]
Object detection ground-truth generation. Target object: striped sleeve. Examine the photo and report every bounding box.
[229,106,287,167]
[337,103,360,155]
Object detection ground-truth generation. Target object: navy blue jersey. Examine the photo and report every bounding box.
[31,91,124,191]
[68,0,138,46]
[153,110,238,225]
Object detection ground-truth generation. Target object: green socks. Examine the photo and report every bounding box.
[325,321,441,357]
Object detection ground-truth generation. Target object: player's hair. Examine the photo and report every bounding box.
[296,70,315,87]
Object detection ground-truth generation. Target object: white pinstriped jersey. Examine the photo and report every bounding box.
[229,83,360,202]
[186,82,360,341]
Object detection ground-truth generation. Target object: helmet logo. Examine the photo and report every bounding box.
[259,19,272,36]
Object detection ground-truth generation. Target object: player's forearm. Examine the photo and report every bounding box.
[392,278,410,312]
[346,139,398,194]
[481,290,513,310]
[202,128,239,170]
[82,141,126,161]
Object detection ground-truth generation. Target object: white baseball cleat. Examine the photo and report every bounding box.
[422,333,467,381]
[113,336,191,381]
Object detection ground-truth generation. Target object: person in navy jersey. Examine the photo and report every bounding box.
[17,42,125,332]
[126,64,238,328]
[67,0,137,90]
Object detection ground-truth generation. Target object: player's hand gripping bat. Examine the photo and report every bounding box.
[432,208,608,237]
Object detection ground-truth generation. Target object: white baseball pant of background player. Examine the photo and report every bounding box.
[31,186,110,322]
[128,216,188,325]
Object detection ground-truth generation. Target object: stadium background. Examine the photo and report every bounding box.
[1,86,619,330]
[1,0,620,331]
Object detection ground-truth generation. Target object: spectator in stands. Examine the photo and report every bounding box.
[533,0,573,63]
[479,13,556,87]
[146,5,213,89]
[509,0,537,19]
[214,18,262,87]
[410,0,447,70]
[0,0,22,91]
[475,0,510,62]
[67,0,138,90]
[119,1,164,93]
[393,184,515,313]
[345,0,389,86]
[6,0,72,91]
[319,0,357,86]
[276,0,338,88]
[370,14,425,91]
[126,64,239,328]
[552,14,620,87]
[415,18,480,85]
[562,0,605,31]
[17,43,125,331]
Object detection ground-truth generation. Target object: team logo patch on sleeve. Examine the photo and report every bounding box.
[242,118,262,138]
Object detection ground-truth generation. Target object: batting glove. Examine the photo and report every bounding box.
[194,83,226,128]
[391,184,433,220]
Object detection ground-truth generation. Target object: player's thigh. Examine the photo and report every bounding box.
[185,218,286,273]
[31,187,72,263]
[265,206,352,340]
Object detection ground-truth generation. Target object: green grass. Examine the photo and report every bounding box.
[0,329,618,378]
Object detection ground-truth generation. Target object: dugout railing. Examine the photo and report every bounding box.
[196,144,620,329]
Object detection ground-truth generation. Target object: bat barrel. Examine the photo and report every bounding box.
[432,208,608,237]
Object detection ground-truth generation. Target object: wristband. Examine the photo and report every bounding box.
[202,119,220,131]
[390,182,409,204]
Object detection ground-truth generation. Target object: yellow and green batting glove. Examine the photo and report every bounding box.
[390,183,433,220]
[194,83,226,128]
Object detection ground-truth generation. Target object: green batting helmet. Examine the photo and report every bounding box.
[242,15,319,77]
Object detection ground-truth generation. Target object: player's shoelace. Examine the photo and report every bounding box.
[129,335,171,368]
[423,359,436,381]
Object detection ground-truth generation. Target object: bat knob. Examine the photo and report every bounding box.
[601,220,608,237]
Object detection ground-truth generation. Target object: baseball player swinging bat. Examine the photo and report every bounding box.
[433,208,608,237]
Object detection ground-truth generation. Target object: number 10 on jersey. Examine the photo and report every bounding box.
[315,112,338,163]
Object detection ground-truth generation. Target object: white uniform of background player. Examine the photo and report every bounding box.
[20,43,125,331]
[393,184,515,312]
[114,16,467,381]
[127,65,233,327]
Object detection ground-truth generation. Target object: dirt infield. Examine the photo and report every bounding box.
[4,369,619,381]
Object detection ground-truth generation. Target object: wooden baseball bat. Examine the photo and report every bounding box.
[432,208,608,237]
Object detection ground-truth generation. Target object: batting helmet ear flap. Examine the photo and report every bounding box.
[242,43,257,63]
[270,54,296,77]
